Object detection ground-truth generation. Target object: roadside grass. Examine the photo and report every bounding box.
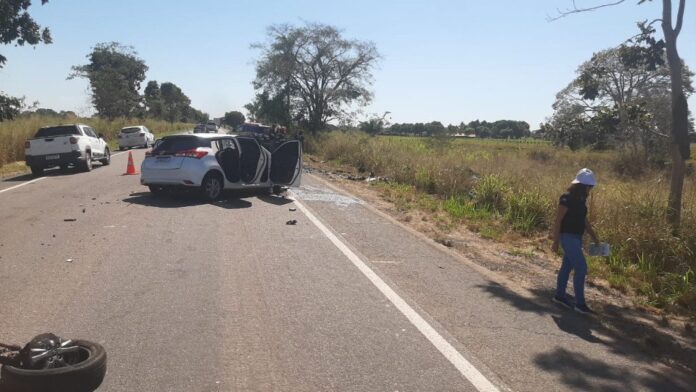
[0,115,193,172]
[309,131,696,316]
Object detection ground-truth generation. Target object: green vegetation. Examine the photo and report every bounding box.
[0,0,52,120]
[69,44,208,123]
[309,131,696,315]
[249,22,380,132]
[0,114,193,170]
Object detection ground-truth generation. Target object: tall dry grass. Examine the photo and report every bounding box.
[0,115,193,167]
[309,131,696,314]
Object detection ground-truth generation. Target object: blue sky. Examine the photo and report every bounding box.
[1,0,694,128]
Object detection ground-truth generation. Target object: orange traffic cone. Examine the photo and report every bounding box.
[124,151,138,175]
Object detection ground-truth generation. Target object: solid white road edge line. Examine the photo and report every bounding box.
[0,177,47,195]
[291,196,502,392]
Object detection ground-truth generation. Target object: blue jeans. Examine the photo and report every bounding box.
[556,233,587,305]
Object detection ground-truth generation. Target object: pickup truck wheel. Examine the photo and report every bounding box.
[0,339,106,392]
[100,148,111,166]
[80,152,93,172]
[30,166,44,177]
[200,173,223,201]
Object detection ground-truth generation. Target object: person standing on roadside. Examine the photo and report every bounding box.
[552,168,600,315]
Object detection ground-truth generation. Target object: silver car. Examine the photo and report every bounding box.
[118,126,155,150]
[140,133,301,200]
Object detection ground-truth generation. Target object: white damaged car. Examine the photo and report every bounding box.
[140,133,301,200]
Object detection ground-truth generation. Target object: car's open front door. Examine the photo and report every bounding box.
[270,140,302,187]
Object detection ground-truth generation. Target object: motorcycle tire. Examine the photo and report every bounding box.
[0,340,106,392]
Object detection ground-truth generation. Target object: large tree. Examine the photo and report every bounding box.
[252,22,380,133]
[69,42,148,119]
[548,44,693,152]
[222,110,245,128]
[160,82,191,123]
[0,0,52,121]
[143,80,163,118]
[554,0,691,230]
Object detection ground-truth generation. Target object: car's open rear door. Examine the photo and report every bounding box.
[270,140,302,187]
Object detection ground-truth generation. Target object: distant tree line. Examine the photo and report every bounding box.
[20,108,77,118]
[385,120,531,138]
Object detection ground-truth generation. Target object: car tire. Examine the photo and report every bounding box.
[200,173,223,202]
[30,166,44,177]
[0,340,107,392]
[80,152,92,172]
[100,148,111,166]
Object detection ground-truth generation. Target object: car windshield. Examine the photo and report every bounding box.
[121,127,142,134]
[151,136,211,155]
[35,126,80,138]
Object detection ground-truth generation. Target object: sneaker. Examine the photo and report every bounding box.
[574,304,594,315]
[552,296,573,309]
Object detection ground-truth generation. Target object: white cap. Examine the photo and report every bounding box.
[571,168,597,186]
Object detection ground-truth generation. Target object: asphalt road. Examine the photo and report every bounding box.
[0,149,694,391]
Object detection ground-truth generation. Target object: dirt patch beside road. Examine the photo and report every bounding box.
[304,156,696,374]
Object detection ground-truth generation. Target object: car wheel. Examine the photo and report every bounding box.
[200,173,223,201]
[80,152,92,172]
[0,340,107,392]
[100,148,111,166]
[30,166,44,177]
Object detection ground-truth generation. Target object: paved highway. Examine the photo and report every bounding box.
[0,150,694,391]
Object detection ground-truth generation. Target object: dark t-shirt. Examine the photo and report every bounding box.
[559,193,587,235]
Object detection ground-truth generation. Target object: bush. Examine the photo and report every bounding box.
[505,190,551,233]
[473,175,510,212]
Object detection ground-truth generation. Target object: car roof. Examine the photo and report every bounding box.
[121,125,145,129]
[39,124,86,128]
[165,133,237,139]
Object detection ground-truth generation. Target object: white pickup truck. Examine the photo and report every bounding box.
[25,124,111,177]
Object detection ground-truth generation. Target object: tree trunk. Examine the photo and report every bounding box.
[662,0,689,231]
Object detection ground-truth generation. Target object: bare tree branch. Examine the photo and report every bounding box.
[548,0,627,21]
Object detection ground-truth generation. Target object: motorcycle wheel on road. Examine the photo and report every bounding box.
[0,334,106,392]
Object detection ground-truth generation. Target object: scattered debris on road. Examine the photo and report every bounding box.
[82,208,86,213]
[63,218,77,222]
[66,258,74,263]
[286,219,298,225]
[289,207,297,212]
